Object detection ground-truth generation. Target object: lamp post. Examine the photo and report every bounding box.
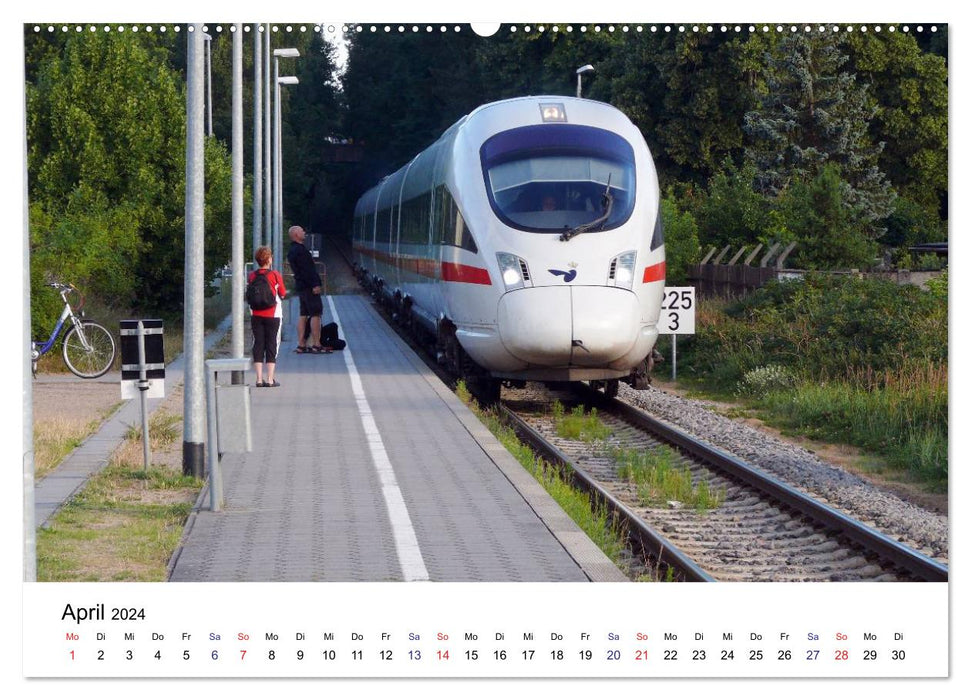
[252,24,262,255]
[576,64,594,98]
[203,33,214,136]
[231,24,244,369]
[271,48,299,272]
[263,27,271,250]
[184,24,206,478]
[274,75,299,273]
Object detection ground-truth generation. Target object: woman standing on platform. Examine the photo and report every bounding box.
[248,245,287,387]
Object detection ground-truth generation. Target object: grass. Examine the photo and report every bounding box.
[672,282,947,493]
[612,446,724,512]
[551,400,611,442]
[33,401,124,480]
[33,417,97,480]
[756,362,947,490]
[124,410,182,448]
[36,407,203,582]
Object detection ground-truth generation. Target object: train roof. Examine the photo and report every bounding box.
[466,94,622,117]
[354,96,646,214]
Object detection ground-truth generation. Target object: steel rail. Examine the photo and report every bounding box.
[575,385,948,583]
[499,404,716,582]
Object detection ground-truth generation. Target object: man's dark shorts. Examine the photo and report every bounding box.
[299,289,323,317]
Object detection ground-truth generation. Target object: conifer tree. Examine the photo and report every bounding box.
[743,34,895,238]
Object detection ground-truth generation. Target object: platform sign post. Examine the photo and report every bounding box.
[120,319,165,470]
[659,287,696,381]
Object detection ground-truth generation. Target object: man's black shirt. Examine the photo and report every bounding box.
[287,241,321,292]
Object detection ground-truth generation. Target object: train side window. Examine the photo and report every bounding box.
[364,213,375,241]
[437,185,478,254]
[399,195,429,246]
[651,206,664,250]
[456,209,478,254]
[376,207,391,245]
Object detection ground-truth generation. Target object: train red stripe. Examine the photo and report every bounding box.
[642,261,666,283]
[441,262,492,285]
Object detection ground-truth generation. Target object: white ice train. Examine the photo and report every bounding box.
[353,96,665,399]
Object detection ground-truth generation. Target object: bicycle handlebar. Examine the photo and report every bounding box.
[48,282,85,310]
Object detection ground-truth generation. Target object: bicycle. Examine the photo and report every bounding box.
[31,283,116,379]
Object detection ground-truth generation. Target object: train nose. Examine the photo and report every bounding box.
[497,286,640,366]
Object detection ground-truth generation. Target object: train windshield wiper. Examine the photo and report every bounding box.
[560,174,614,242]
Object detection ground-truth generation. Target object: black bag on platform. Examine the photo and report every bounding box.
[321,321,346,350]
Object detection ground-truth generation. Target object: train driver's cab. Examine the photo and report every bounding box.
[480,124,636,235]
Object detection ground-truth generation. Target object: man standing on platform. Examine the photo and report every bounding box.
[287,225,323,353]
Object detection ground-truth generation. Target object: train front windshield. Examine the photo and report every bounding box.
[480,124,636,234]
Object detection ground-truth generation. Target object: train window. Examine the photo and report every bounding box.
[436,185,478,253]
[480,124,636,234]
[399,194,430,246]
[364,212,375,242]
[651,206,664,251]
[376,207,392,245]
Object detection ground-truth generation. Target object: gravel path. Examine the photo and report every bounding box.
[616,383,948,563]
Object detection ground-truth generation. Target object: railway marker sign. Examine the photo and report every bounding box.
[659,287,696,379]
[659,287,695,335]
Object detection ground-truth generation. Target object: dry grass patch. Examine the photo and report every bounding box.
[32,382,123,479]
[33,416,98,480]
[36,394,203,582]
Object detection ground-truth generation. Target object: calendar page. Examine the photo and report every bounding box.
[9,1,960,696]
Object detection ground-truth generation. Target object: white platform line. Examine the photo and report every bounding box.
[327,296,430,582]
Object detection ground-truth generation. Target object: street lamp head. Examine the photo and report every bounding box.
[273,48,300,58]
[576,64,595,98]
[278,76,299,85]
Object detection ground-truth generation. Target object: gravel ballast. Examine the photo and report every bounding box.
[616,384,949,564]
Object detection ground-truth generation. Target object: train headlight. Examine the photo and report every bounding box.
[608,251,637,289]
[497,252,531,291]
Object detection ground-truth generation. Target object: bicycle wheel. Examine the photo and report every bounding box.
[62,321,116,378]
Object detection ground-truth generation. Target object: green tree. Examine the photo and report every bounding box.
[781,164,875,270]
[659,193,701,285]
[693,157,772,249]
[844,31,947,222]
[744,34,896,237]
[882,196,943,249]
[652,33,761,183]
[27,30,233,329]
[343,29,484,180]
[283,32,345,233]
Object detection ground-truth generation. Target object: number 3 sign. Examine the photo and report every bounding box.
[659,287,695,335]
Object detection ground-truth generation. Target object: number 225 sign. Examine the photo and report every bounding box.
[659,287,695,334]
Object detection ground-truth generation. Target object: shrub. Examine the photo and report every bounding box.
[682,273,946,387]
[736,364,797,398]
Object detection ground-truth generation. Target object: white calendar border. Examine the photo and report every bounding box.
[6,0,964,696]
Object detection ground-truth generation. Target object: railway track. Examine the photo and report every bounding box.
[329,241,946,583]
[501,384,948,583]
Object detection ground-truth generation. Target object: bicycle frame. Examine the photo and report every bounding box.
[32,287,90,360]
[34,303,74,357]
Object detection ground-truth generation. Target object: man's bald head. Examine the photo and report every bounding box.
[289,225,306,242]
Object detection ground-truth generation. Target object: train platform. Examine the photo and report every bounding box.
[168,293,625,583]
